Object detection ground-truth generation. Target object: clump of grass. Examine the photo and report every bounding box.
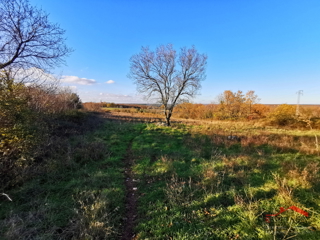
[232,189,265,238]
[68,190,118,239]
[273,173,294,205]
[280,160,320,189]
[73,139,109,164]
[202,164,218,187]
[164,175,195,207]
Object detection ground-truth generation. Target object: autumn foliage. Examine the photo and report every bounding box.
[82,102,104,112]
[172,90,320,128]
[175,90,265,120]
[268,104,296,125]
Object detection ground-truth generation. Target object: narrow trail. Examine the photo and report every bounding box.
[121,137,138,240]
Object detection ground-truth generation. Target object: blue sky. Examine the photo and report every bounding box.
[29,0,320,104]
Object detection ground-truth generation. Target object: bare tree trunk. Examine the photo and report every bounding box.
[166,116,171,126]
[165,110,172,126]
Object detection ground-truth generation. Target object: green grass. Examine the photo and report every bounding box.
[1,120,320,239]
[130,123,320,239]
[0,121,144,239]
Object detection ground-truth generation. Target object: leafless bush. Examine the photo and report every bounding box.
[281,161,320,188]
[82,102,104,112]
[202,166,218,188]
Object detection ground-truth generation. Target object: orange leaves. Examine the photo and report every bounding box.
[252,104,270,117]
[175,102,216,120]
[217,90,260,120]
[173,90,275,121]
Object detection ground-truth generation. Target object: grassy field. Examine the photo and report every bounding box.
[1,116,320,239]
[130,122,320,239]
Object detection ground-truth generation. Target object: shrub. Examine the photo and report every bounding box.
[268,104,296,126]
[252,104,270,117]
[82,102,104,112]
[0,71,82,190]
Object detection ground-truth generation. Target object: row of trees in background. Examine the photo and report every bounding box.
[94,90,320,128]
[175,97,320,128]
[176,90,268,120]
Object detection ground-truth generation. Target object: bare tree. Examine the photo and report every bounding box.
[0,0,72,71]
[129,44,207,126]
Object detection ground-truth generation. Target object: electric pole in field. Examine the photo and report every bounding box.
[296,90,303,116]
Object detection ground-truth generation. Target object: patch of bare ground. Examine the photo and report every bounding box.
[102,111,195,125]
[122,136,138,240]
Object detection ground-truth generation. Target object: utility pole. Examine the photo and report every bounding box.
[296,90,303,116]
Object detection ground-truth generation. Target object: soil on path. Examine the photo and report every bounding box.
[121,138,138,240]
[103,111,222,126]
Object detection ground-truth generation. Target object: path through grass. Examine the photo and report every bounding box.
[1,120,320,239]
[0,120,144,239]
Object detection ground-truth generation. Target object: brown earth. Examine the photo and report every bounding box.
[121,138,138,240]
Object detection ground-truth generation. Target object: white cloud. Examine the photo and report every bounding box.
[106,80,115,84]
[68,86,78,90]
[59,85,78,93]
[13,67,57,83]
[79,91,147,103]
[61,75,96,85]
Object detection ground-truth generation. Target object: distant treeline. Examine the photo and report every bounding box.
[83,90,320,128]
[83,102,151,110]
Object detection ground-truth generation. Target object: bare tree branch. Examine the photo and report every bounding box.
[128,44,207,126]
[0,0,72,72]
